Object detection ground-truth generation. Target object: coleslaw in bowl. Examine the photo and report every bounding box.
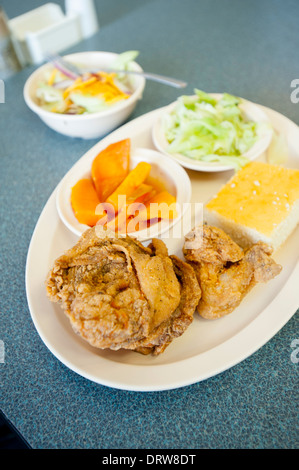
[152,90,273,172]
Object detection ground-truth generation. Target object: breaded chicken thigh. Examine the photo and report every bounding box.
[183,225,282,319]
[46,227,201,354]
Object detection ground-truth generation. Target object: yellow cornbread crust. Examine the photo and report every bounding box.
[204,161,299,251]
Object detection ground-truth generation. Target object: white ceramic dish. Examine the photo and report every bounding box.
[23,51,145,139]
[25,103,299,392]
[152,94,273,172]
[56,146,191,240]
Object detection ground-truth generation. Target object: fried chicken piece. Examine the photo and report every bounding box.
[183,225,282,319]
[134,255,201,355]
[46,227,200,355]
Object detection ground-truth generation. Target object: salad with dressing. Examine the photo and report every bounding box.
[35,51,140,115]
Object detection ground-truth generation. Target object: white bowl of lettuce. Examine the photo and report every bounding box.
[152,90,273,172]
[24,51,145,139]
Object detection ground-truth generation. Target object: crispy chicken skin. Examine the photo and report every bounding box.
[45,227,201,355]
[183,225,282,319]
[134,254,201,355]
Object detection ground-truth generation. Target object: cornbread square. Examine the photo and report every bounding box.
[204,161,299,251]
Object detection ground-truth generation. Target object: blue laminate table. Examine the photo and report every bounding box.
[1,0,298,449]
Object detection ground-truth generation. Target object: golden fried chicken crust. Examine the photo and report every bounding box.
[183,225,282,319]
[46,227,201,354]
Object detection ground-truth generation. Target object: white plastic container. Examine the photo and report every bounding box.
[8,3,84,65]
[65,0,99,39]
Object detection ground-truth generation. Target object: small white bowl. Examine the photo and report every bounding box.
[23,51,146,139]
[152,94,273,172]
[56,147,191,241]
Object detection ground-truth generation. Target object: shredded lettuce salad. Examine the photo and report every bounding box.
[36,51,140,115]
[162,89,261,169]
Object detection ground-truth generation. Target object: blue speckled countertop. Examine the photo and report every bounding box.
[1,0,298,449]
